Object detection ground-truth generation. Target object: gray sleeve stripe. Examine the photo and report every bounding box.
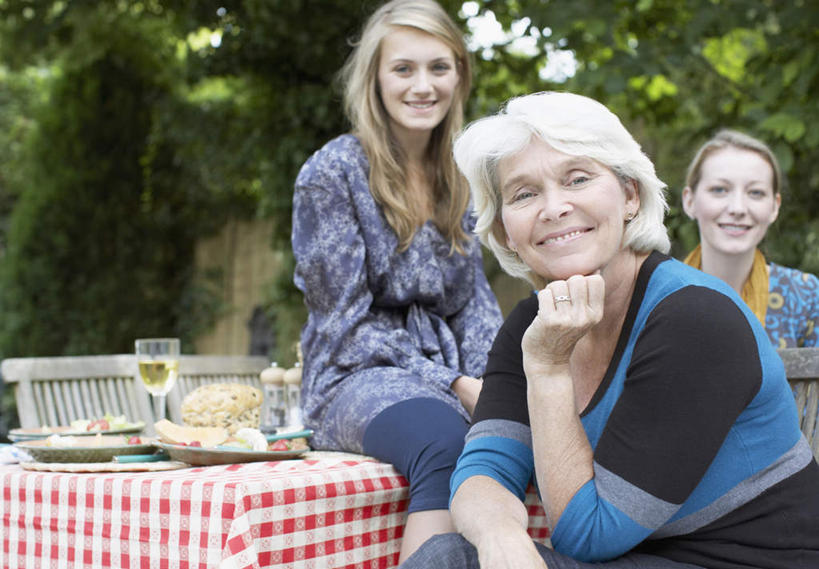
[651,436,814,539]
[466,419,532,449]
[594,462,679,528]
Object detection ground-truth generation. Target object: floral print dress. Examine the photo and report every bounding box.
[291,135,503,452]
[767,263,819,347]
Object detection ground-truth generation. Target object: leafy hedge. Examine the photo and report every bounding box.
[0,1,817,436]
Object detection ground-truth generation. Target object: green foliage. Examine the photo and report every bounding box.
[0,0,371,371]
[171,0,366,244]
[0,3,232,357]
[265,250,306,368]
[0,66,45,252]
[170,0,367,364]
[0,0,817,376]
[469,0,819,273]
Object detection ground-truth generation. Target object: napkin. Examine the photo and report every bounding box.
[0,443,32,464]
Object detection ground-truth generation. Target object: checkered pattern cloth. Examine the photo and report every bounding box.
[1,454,549,568]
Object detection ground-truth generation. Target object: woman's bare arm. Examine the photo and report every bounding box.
[451,475,548,569]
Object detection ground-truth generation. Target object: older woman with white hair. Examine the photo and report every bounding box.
[401,92,819,569]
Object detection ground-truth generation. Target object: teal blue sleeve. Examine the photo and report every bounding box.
[449,435,534,505]
[550,478,655,562]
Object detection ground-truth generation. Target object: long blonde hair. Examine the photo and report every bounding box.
[338,0,472,252]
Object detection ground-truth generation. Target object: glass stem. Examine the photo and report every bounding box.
[153,394,167,422]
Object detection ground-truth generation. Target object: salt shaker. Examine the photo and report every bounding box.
[260,362,287,431]
[283,362,303,427]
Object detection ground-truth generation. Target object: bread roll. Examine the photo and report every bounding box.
[180,383,262,434]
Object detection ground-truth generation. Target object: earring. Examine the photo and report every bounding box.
[625,212,635,222]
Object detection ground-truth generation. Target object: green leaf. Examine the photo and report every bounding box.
[782,59,800,86]
[760,113,806,143]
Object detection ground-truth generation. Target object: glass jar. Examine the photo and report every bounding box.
[283,363,303,427]
[260,362,287,432]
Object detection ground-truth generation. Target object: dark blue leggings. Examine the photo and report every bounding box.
[362,397,468,513]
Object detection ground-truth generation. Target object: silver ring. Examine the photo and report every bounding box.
[554,295,571,303]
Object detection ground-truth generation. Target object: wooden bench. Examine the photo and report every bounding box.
[1,355,154,431]
[1,354,269,435]
[779,347,819,459]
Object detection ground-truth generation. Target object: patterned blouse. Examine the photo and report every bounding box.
[291,135,503,451]
[767,262,819,348]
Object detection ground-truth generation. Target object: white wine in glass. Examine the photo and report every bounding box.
[135,338,180,422]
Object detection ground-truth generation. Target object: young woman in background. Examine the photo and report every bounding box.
[682,129,818,348]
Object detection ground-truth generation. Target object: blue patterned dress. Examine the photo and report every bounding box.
[292,135,503,452]
[766,263,819,348]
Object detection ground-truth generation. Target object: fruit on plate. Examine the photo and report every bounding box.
[228,427,268,451]
[154,419,228,447]
[68,414,134,432]
[216,427,269,451]
[87,418,110,431]
[268,437,310,452]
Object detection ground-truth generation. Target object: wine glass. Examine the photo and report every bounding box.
[135,338,180,422]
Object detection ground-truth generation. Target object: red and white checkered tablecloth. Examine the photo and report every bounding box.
[1,453,549,569]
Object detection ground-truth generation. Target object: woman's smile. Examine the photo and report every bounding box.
[405,100,436,110]
[537,227,591,247]
[718,222,752,236]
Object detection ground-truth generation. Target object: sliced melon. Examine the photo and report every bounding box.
[154,419,228,447]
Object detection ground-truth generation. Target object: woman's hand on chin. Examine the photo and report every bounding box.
[522,273,605,375]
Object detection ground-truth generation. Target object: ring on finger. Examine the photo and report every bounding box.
[554,295,571,303]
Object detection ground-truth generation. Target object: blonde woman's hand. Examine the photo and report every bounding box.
[452,375,482,416]
[521,274,605,377]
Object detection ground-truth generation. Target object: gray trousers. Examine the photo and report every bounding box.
[400,533,704,569]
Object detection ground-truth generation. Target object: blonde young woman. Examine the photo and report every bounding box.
[682,129,818,348]
[290,0,502,561]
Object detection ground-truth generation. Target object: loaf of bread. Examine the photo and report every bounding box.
[180,383,262,434]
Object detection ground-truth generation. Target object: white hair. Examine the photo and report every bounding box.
[454,91,670,286]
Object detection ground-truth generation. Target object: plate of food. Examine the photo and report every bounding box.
[155,442,308,466]
[15,434,156,463]
[9,414,145,442]
[153,419,310,466]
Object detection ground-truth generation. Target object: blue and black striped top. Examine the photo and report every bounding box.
[452,251,819,568]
